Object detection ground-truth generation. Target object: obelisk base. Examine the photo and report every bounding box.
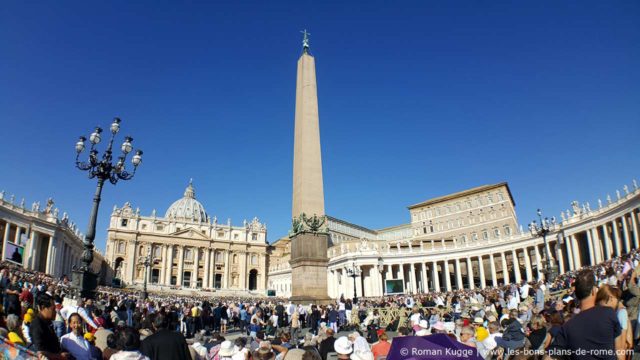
[289,232,332,304]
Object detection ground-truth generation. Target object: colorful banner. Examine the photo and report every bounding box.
[0,336,37,360]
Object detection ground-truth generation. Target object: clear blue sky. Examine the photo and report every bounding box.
[1,1,638,253]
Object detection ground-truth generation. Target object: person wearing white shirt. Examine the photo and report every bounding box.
[60,301,99,330]
[507,294,518,310]
[60,313,97,360]
[520,282,530,300]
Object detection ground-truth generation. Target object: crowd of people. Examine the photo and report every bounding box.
[0,248,639,360]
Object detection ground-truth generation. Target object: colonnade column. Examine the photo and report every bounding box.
[432,261,440,292]
[466,257,475,289]
[398,264,406,291]
[409,263,417,294]
[570,235,582,269]
[564,236,574,271]
[612,221,622,256]
[421,263,428,293]
[455,259,463,290]
[622,216,631,253]
[478,256,486,289]
[601,225,612,261]
[586,229,596,265]
[176,246,184,287]
[444,260,452,291]
[489,254,497,287]
[523,247,533,281]
[511,249,521,284]
[556,242,565,274]
[501,253,509,285]
[631,212,639,249]
[592,227,603,263]
[533,245,542,281]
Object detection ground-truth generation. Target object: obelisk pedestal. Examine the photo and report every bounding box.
[289,232,331,304]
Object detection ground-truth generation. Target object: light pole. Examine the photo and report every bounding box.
[529,209,558,282]
[140,253,157,300]
[346,260,361,304]
[74,117,143,298]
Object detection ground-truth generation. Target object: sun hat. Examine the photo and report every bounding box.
[487,314,497,322]
[473,317,484,324]
[334,336,353,355]
[219,340,237,357]
[419,320,429,329]
[475,327,489,342]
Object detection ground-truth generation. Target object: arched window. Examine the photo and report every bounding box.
[482,230,489,240]
[494,228,500,238]
[138,245,144,255]
[118,241,125,253]
[251,254,258,265]
[233,254,238,264]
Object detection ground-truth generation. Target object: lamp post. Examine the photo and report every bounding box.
[140,253,157,300]
[346,260,361,304]
[74,117,142,298]
[529,209,558,282]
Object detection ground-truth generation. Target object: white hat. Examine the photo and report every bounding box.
[473,317,484,324]
[218,340,237,357]
[419,320,429,329]
[334,336,353,355]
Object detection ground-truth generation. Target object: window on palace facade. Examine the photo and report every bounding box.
[251,254,258,265]
[216,252,223,262]
[234,234,239,240]
[233,254,238,264]
[466,201,472,209]
[185,248,192,260]
[252,233,258,241]
[504,225,512,236]
[154,247,161,257]
[138,245,144,255]
[462,234,468,243]
[494,228,500,238]
[141,223,147,230]
[472,233,478,241]
[498,192,504,201]
[423,227,427,234]
[117,241,125,253]
[217,231,224,238]
[482,230,489,240]
[487,194,493,203]
[156,224,164,231]
[121,219,128,227]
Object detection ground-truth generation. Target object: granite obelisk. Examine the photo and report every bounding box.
[289,31,330,303]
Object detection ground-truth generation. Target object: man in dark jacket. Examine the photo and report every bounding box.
[318,329,336,360]
[141,314,191,360]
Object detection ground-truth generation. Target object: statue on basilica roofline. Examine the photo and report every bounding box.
[571,201,581,216]
[44,198,54,214]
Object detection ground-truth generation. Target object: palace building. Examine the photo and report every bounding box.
[268,181,640,298]
[104,181,269,294]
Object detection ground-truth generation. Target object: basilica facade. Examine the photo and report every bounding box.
[105,181,269,293]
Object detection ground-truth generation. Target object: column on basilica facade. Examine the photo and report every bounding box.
[223,251,230,288]
[564,236,574,271]
[203,248,211,289]
[127,241,136,284]
[533,245,542,281]
[176,246,184,287]
[611,221,622,257]
[397,264,405,291]
[192,248,199,288]
[166,246,174,285]
[556,243,565,274]
[602,225,613,261]
[592,227,604,263]
[489,254,497,287]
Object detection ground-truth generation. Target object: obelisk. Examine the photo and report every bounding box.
[289,30,330,303]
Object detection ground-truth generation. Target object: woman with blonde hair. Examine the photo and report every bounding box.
[596,284,631,359]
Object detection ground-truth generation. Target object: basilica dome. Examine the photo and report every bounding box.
[165,181,209,223]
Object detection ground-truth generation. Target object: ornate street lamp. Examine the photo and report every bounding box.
[140,253,159,300]
[529,209,558,283]
[74,117,143,298]
[346,260,361,304]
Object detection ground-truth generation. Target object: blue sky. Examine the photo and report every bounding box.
[1,1,638,253]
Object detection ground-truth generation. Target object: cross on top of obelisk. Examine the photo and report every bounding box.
[301,29,311,54]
